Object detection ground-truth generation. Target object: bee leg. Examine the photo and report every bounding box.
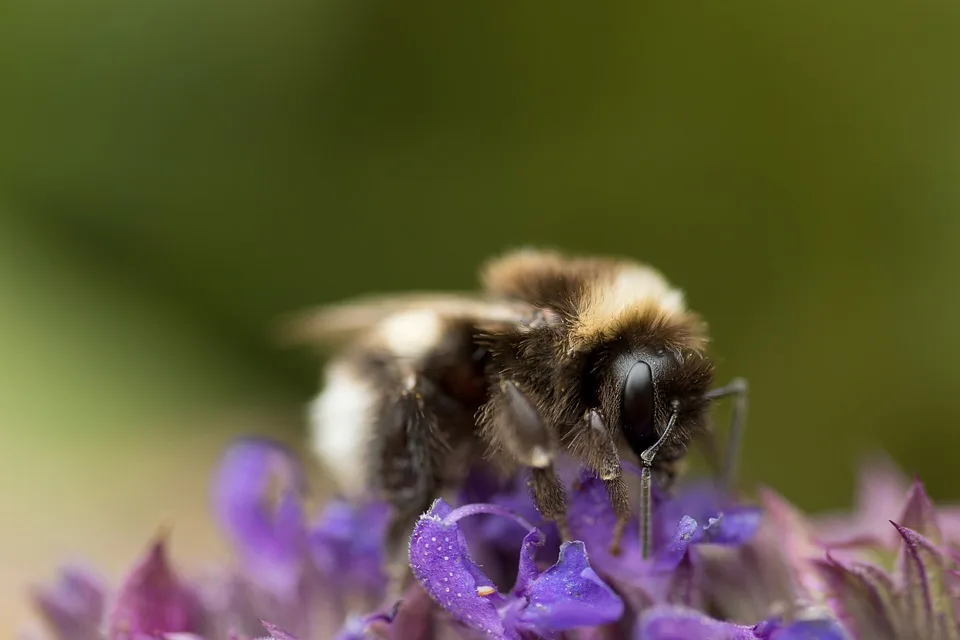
[377,373,442,603]
[703,377,749,492]
[581,409,630,555]
[481,377,570,537]
[493,377,556,469]
[529,466,571,541]
[639,405,680,560]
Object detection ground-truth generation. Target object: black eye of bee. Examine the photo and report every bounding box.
[622,360,655,436]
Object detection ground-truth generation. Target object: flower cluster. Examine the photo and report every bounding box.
[25,438,960,639]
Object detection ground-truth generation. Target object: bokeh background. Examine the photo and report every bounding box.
[3,0,960,632]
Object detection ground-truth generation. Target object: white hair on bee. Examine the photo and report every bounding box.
[308,360,376,497]
[376,309,445,360]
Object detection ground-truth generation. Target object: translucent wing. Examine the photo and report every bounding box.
[276,291,534,347]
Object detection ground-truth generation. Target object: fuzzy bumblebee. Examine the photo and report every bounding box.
[282,248,747,588]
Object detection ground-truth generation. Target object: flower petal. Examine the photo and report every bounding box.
[569,474,705,607]
[702,489,824,623]
[309,498,389,599]
[333,601,402,640]
[516,541,624,633]
[389,585,438,640]
[108,537,200,638]
[568,472,643,579]
[665,552,701,608]
[659,483,761,547]
[766,618,851,640]
[637,605,758,639]
[812,556,897,640]
[260,621,298,640]
[461,468,562,580]
[898,479,942,546]
[653,516,699,573]
[892,521,960,640]
[700,507,764,545]
[759,489,827,599]
[31,566,106,640]
[513,527,546,596]
[409,499,504,637]
[211,438,307,593]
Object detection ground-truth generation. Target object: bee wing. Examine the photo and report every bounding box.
[277,291,534,347]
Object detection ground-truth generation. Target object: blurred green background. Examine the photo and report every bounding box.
[2,0,960,629]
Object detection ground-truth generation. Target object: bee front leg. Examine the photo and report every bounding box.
[578,409,630,555]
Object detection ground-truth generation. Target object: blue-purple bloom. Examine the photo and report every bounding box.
[24,437,960,639]
[409,498,623,638]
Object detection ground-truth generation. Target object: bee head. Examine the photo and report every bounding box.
[605,346,715,461]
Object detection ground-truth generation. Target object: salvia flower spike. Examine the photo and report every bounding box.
[25,438,960,639]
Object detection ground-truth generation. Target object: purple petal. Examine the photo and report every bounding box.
[813,556,897,640]
[765,618,850,640]
[333,602,401,640]
[637,605,758,639]
[701,489,825,624]
[758,489,827,599]
[389,585,438,640]
[108,537,200,638]
[892,521,959,639]
[568,474,703,607]
[409,499,504,637]
[309,498,389,598]
[30,566,106,640]
[700,507,764,545]
[898,479,942,546]
[465,470,561,566]
[516,542,624,633]
[665,551,701,608]
[260,621,298,640]
[659,483,761,547]
[568,473,642,579]
[653,517,699,573]
[211,438,307,594]
[513,528,546,596]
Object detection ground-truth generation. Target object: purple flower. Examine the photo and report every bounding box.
[309,497,390,603]
[210,437,309,597]
[638,605,850,640]
[654,480,763,547]
[24,438,960,640]
[30,566,106,640]
[567,469,761,609]
[409,498,624,638]
[813,483,960,639]
[107,536,203,639]
[456,467,563,590]
[705,472,960,640]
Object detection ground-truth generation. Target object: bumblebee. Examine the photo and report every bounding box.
[283,248,747,586]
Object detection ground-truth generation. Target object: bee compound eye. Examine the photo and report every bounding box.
[622,361,655,435]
